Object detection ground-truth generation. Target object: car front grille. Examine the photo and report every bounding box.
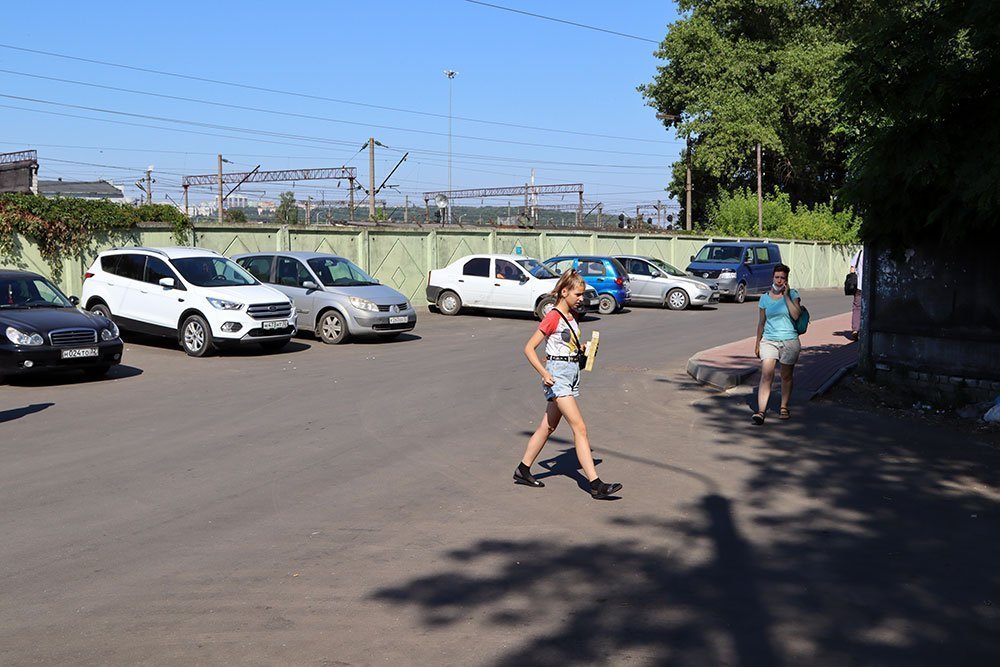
[695,269,721,279]
[247,302,292,320]
[376,302,409,312]
[49,328,98,346]
[372,322,414,331]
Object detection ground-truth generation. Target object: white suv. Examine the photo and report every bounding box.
[81,247,296,357]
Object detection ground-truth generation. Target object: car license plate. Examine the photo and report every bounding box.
[262,320,284,330]
[61,347,98,359]
[389,316,408,324]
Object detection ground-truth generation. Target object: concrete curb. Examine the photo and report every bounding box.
[811,361,858,400]
[685,356,758,390]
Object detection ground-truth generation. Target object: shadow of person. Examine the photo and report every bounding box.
[536,447,605,494]
[0,402,54,423]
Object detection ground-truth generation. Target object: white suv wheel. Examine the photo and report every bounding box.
[181,315,214,357]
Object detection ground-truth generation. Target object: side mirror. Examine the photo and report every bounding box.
[69,295,80,306]
[650,270,661,278]
[689,255,695,262]
[303,280,319,290]
[158,277,175,289]
[519,275,529,284]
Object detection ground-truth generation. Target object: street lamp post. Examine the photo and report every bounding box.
[656,113,692,231]
[444,69,458,224]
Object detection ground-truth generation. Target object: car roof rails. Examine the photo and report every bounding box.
[107,246,168,257]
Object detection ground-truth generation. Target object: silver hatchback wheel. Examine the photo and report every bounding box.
[665,288,690,310]
[317,310,349,344]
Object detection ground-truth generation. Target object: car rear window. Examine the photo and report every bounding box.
[463,258,490,277]
[117,254,147,281]
[100,254,122,275]
[609,258,629,277]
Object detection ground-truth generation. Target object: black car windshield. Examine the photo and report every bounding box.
[307,257,377,286]
[0,276,73,308]
[516,259,556,279]
[649,258,686,276]
[173,257,258,287]
[694,246,743,263]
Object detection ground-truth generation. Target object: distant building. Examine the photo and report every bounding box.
[0,149,39,194]
[38,179,126,201]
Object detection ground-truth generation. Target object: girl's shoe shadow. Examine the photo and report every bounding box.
[537,448,604,494]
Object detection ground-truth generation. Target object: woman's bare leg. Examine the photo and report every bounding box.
[554,396,599,481]
[521,400,562,467]
[756,358,777,414]
[779,364,794,410]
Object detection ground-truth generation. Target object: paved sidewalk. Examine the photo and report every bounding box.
[687,312,858,399]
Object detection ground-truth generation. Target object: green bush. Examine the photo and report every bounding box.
[0,193,190,277]
[706,189,859,243]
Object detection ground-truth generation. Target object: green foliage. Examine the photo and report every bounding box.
[223,208,248,223]
[275,191,298,225]
[707,188,859,243]
[0,194,190,276]
[839,0,1000,247]
[640,0,852,224]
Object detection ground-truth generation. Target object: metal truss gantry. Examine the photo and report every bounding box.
[422,183,584,224]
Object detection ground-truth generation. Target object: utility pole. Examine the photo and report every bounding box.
[756,142,763,234]
[657,199,662,227]
[349,175,355,221]
[145,168,153,205]
[597,203,603,227]
[305,197,312,225]
[217,154,224,225]
[368,136,376,221]
[444,70,458,224]
[685,137,692,230]
[183,185,189,217]
[404,195,409,223]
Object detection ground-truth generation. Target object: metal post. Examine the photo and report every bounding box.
[578,190,583,227]
[598,204,603,226]
[404,195,409,223]
[305,198,312,225]
[145,170,152,204]
[368,137,376,221]
[349,176,355,221]
[217,154,223,225]
[183,184,189,217]
[686,137,693,231]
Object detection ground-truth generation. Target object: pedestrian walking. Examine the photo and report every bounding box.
[849,248,864,340]
[752,263,802,425]
[514,269,622,500]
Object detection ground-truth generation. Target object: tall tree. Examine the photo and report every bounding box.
[640,0,850,224]
[840,0,1000,246]
[275,191,298,225]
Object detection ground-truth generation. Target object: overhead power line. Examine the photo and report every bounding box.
[0,42,668,145]
[464,1,660,44]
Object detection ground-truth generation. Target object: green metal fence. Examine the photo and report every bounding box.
[4,224,858,301]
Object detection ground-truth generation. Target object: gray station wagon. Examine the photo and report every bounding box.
[233,252,416,344]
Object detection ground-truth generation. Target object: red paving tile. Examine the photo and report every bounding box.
[688,312,859,399]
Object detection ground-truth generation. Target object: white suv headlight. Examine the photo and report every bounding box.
[349,296,379,312]
[207,297,244,310]
[6,326,44,346]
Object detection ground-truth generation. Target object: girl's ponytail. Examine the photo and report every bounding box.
[550,268,585,297]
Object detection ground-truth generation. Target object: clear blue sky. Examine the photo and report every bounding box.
[0,1,683,218]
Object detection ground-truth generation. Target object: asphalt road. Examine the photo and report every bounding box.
[2,289,997,665]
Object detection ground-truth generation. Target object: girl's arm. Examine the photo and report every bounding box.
[524,329,555,385]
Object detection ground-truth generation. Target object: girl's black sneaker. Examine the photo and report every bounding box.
[513,467,544,488]
[590,481,623,499]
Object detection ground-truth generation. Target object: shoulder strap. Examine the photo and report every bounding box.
[554,308,582,351]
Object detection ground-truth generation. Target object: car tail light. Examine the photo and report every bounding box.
[615,277,624,286]
[84,272,94,280]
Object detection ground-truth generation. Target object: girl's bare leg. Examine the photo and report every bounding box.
[521,400,562,467]
[554,396,599,481]
[756,358,777,414]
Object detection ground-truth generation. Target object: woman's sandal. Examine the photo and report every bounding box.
[751,412,766,425]
[779,407,791,420]
[590,482,623,500]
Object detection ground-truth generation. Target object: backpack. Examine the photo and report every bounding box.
[794,306,810,335]
[844,272,858,296]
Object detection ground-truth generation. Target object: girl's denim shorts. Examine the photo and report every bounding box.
[543,359,580,401]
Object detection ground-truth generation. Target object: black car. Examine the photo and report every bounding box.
[0,269,123,380]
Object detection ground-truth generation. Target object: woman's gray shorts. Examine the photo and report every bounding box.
[543,359,580,401]
[759,337,801,365]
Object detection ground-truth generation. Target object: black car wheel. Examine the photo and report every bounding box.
[665,288,690,310]
[598,294,617,315]
[317,310,349,344]
[734,282,747,304]
[535,295,557,320]
[437,290,462,316]
[180,314,214,357]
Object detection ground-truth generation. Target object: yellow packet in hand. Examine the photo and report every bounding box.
[584,331,600,372]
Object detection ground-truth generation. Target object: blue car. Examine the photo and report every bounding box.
[543,255,631,314]
[686,242,782,303]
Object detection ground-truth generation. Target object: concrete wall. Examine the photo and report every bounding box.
[2,222,858,302]
[860,242,1000,399]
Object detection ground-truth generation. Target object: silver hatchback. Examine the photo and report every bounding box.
[233,252,416,344]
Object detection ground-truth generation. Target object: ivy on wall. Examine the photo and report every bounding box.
[0,193,190,276]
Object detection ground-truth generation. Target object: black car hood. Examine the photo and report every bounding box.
[0,307,112,332]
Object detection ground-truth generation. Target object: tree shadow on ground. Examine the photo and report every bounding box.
[371,383,1000,665]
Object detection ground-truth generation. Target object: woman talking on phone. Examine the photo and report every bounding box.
[752,263,802,425]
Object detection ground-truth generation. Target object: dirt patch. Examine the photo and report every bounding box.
[820,371,1000,444]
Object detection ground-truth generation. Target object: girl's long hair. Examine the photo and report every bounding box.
[550,268,586,298]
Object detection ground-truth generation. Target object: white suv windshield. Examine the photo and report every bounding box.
[173,257,258,287]
[307,257,377,287]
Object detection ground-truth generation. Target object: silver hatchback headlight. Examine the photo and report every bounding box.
[349,296,379,312]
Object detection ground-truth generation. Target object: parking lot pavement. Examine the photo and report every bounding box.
[2,290,996,665]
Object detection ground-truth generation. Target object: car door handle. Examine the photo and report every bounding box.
[494,282,501,286]
[458,279,465,283]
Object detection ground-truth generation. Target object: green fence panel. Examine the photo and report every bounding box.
[367,231,428,301]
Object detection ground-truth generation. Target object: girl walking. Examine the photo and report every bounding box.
[513,269,623,500]
[752,263,802,424]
